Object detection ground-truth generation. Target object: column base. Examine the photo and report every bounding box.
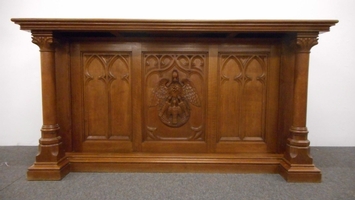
[27,157,70,181]
[279,160,321,182]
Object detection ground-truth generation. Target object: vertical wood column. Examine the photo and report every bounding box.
[280,32,321,182]
[27,31,70,180]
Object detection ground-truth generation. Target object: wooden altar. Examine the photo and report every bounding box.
[12,19,337,182]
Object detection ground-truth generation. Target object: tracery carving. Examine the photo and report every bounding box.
[83,53,131,140]
[218,54,267,141]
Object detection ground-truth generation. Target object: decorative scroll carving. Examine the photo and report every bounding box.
[146,125,203,141]
[218,54,267,142]
[144,53,205,141]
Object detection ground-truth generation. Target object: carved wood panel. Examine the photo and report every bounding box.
[214,45,280,154]
[82,53,131,141]
[144,53,206,141]
[218,54,267,142]
[71,42,279,154]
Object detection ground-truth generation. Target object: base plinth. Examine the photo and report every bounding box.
[279,160,321,182]
[27,157,70,181]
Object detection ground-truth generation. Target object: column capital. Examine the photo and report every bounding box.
[295,32,319,53]
[31,31,55,52]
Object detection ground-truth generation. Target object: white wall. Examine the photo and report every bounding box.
[0,0,354,146]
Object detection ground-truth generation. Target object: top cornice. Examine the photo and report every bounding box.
[12,18,338,33]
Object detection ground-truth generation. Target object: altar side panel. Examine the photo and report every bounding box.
[83,53,132,139]
[216,44,280,153]
[71,42,134,152]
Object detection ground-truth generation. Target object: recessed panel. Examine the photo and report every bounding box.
[218,54,268,142]
[82,53,131,141]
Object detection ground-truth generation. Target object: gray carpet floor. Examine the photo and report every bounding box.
[0,147,354,200]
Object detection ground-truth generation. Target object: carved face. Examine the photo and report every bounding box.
[172,70,178,80]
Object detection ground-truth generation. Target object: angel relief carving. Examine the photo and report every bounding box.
[151,70,201,127]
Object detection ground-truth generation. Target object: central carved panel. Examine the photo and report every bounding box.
[144,53,206,141]
[151,70,201,127]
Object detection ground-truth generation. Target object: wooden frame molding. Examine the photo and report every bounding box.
[12,19,337,182]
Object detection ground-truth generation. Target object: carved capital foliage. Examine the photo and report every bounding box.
[31,31,55,51]
[296,36,318,53]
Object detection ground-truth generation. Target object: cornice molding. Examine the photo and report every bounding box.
[12,18,338,33]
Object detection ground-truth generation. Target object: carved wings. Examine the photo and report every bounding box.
[151,79,200,107]
[181,80,200,107]
[151,79,169,107]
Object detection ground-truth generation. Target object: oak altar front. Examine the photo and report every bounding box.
[12,19,337,182]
